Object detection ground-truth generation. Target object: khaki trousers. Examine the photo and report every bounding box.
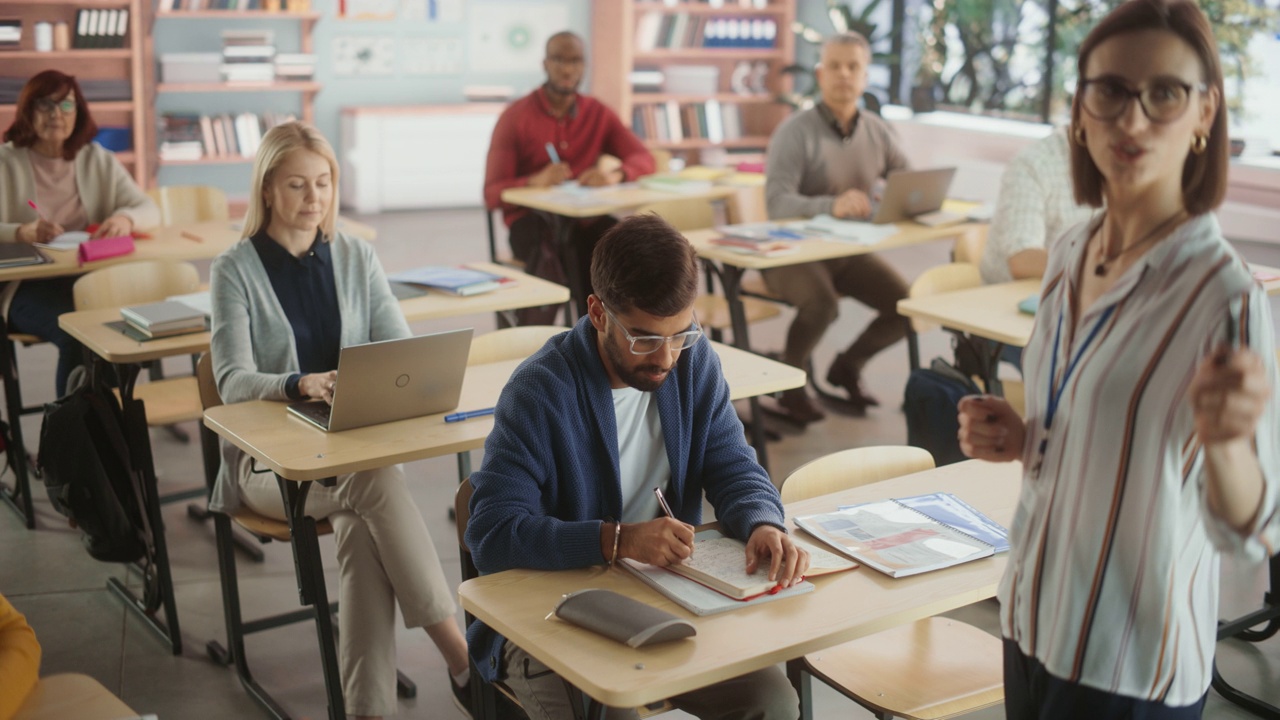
[502,641,799,720]
[238,457,456,716]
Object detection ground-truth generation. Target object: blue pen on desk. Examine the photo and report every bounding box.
[445,407,495,423]
[545,141,561,164]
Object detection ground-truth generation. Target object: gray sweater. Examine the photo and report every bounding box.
[765,106,910,220]
[208,232,409,512]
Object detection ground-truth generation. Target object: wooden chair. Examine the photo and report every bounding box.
[196,354,415,718]
[905,263,983,371]
[468,325,564,366]
[780,446,1004,720]
[633,198,782,343]
[73,260,204,443]
[12,673,136,720]
[951,225,988,265]
[147,185,230,224]
[454,479,672,719]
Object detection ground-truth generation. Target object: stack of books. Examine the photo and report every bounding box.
[221,29,275,84]
[274,53,317,81]
[120,300,207,339]
[72,8,130,49]
[0,20,20,50]
[158,111,295,161]
[158,113,204,161]
[631,100,742,144]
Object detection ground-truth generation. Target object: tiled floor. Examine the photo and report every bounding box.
[2,207,1279,719]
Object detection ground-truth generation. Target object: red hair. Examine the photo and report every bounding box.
[3,70,98,160]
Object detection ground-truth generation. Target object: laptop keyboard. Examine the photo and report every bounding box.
[290,401,332,430]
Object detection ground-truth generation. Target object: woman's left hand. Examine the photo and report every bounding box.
[91,214,133,239]
[1190,347,1270,445]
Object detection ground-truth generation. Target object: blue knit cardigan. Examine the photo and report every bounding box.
[464,317,786,681]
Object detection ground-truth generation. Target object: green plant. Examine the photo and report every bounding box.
[777,0,897,109]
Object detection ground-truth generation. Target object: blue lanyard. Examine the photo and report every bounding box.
[1044,304,1116,433]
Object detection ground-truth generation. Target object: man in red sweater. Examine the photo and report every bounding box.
[484,31,655,324]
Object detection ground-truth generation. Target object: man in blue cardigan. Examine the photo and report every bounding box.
[466,214,807,719]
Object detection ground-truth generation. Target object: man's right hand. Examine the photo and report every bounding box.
[831,189,873,219]
[616,517,695,566]
[15,219,65,245]
[529,162,572,188]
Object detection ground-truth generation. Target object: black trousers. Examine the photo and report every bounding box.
[508,213,616,325]
[1003,639,1208,720]
[8,276,84,398]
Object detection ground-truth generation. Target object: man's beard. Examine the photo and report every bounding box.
[604,332,673,392]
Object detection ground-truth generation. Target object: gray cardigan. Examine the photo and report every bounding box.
[207,231,409,513]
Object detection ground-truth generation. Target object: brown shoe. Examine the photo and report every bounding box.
[777,388,826,424]
[826,360,880,410]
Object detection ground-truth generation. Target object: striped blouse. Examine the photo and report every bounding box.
[1000,212,1280,706]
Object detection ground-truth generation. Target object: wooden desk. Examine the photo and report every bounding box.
[500,184,737,319]
[202,342,802,720]
[396,262,569,322]
[897,279,1040,350]
[459,459,1021,715]
[13,673,138,720]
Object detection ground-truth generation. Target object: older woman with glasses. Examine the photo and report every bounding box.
[1,69,158,396]
[957,1,1280,718]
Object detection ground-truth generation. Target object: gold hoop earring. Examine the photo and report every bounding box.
[1191,134,1208,155]
[1073,125,1087,146]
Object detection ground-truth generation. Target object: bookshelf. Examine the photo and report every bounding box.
[590,0,795,166]
[152,8,318,172]
[0,0,152,187]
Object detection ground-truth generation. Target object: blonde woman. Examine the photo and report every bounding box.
[209,122,469,718]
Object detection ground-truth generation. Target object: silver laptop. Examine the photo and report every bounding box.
[287,328,473,432]
[869,167,957,224]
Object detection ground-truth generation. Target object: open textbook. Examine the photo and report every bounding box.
[795,496,1004,578]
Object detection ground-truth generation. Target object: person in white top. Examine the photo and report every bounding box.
[958,1,1280,717]
[978,128,1096,284]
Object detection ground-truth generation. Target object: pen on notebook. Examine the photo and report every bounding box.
[545,141,561,165]
[444,407,495,423]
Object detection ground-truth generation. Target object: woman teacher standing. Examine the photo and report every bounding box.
[209,122,470,718]
[0,70,159,396]
[959,1,1279,717]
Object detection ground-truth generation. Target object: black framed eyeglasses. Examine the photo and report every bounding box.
[1079,76,1206,124]
[34,98,76,116]
[600,302,702,355]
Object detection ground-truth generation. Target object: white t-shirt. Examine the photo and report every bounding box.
[612,386,670,523]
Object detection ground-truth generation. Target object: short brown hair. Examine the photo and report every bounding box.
[1069,0,1227,214]
[590,213,699,317]
[242,122,340,240]
[3,70,98,160]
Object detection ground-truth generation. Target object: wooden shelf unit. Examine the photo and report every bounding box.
[0,0,152,187]
[152,9,318,183]
[591,0,795,164]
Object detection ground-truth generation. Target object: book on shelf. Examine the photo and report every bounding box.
[160,111,295,161]
[120,300,208,338]
[385,266,511,296]
[0,20,21,50]
[274,53,317,80]
[635,13,777,50]
[72,8,130,49]
[632,101,743,144]
[794,496,1006,578]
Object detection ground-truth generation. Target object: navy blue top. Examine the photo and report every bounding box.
[251,230,341,399]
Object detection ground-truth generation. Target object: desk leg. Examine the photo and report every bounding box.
[278,476,345,720]
[551,214,586,322]
[787,658,814,720]
[105,362,183,655]
[709,263,773,473]
[0,314,34,528]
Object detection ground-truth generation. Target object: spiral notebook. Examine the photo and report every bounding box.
[795,498,1000,578]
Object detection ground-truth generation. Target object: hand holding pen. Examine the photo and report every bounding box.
[1189,306,1269,445]
[17,200,64,245]
[530,142,571,188]
[612,488,694,567]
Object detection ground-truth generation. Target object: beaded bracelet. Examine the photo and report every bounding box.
[609,521,622,567]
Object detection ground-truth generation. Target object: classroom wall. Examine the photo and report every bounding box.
[152,0,591,197]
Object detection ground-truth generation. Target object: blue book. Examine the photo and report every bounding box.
[1018,295,1039,316]
[386,266,505,296]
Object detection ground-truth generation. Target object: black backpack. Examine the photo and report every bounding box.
[39,365,149,563]
[904,357,982,466]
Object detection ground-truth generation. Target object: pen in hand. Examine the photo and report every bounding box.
[545,141,561,165]
[444,407,495,423]
[653,486,675,519]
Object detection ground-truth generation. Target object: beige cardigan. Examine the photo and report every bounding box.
[0,141,160,243]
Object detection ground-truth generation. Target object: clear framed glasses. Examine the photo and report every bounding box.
[1079,76,1205,124]
[601,302,703,355]
[34,97,76,116]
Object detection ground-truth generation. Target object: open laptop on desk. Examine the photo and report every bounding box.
[287,328,473,432]
[868,166,958,224]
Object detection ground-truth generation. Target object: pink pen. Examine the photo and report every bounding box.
[26,199,45,220]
